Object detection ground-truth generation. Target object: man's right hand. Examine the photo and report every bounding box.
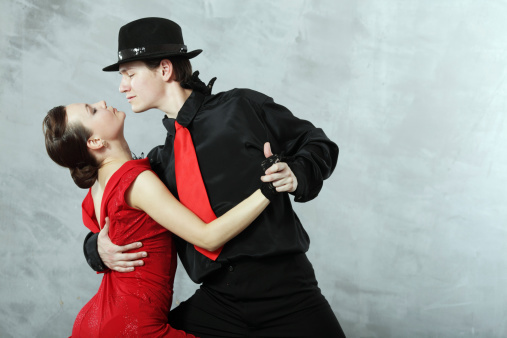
[98,217,147,272]
[261,142,298,193]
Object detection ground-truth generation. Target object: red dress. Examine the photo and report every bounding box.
[71,159,195,337]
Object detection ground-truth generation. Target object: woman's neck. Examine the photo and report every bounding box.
[96,140,133,189]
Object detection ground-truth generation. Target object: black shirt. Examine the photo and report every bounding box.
[147,88,339,283]
[84,85,338,283]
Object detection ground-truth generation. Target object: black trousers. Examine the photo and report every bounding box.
[169,253,346,338]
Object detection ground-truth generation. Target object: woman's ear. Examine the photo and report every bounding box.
[87,137,105,150]
[159,59,174,81]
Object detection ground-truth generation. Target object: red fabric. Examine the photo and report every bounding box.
[73,159,195,337]
[173,121,222,260]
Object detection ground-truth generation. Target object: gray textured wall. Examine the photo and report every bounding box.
[1,1,506,337]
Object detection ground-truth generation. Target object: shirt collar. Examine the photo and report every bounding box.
[162,90,206,134]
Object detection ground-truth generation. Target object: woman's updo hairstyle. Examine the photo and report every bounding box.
[43,105,100,189]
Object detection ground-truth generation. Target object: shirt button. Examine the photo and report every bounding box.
[228,265,234,272]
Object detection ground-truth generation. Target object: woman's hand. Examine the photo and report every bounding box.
[260,142,298,193]
[97,217,147,272]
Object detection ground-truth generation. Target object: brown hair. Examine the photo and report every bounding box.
[144,57,193,84]
[42,106,100,189]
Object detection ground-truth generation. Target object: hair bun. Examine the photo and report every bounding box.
[70,165,99,189]
[44,105,100,189]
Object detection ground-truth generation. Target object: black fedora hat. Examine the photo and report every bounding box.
[102,17,202,72]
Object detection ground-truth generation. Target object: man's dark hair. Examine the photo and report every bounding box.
[144,57,193,84]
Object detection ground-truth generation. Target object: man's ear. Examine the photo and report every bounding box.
[159,59,174,81]
[87,137,104,150]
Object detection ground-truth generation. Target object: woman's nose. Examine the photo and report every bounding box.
[92,100,107,108]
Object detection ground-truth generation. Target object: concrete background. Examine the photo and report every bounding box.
[1,0,506,337]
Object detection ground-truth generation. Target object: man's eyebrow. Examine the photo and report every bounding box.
[119,68,131,75]
[85,104,92,113]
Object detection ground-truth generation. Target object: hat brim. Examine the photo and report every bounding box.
[102,49,202,72]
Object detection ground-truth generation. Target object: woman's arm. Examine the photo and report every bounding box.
[126,170,270,251]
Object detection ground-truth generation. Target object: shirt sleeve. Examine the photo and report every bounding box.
[258,95,339,202]
[83,232,109,272]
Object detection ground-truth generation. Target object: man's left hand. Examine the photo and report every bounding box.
[261,142,298,193]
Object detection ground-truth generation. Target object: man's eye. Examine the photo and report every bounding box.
[128,74,134,78]
[93,108,97,114]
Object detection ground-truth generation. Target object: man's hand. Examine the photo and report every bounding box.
[97,217,147,272]
[260,142,298,193]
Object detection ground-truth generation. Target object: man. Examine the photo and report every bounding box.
[84,17,345,337]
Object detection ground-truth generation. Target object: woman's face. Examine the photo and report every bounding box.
[118,61,166,113]
[66,101,126,143]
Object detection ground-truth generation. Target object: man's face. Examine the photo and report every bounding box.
[119,61,166,113]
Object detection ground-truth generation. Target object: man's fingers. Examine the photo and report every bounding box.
[261,163,297,193]
[114,259,144,268]
[272,177,294,188]
[120,251,147,261]
[114,266,135,273]
[261,174,293,189]
[262,161,298,193]
[261,168,291,182]
[101,217,110,233]
[109,254,145,273]
[274,184,292,192]
[265,162,289,175]
[261,172,282,183]
[118,242,143,253]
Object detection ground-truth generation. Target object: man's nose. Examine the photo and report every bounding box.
[119,77,130,93]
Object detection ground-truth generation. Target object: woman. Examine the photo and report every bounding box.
[43,101,275,337]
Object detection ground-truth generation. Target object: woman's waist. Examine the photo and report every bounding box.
[106,270,174,296]
[100,274,174,312]
[113,256,175,278]
[111,229,174,250]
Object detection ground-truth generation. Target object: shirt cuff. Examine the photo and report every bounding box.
[285,157,306,201]
[83,232,109,273]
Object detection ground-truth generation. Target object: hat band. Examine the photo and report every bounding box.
[118,44,188,60]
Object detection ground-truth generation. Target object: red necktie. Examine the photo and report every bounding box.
[173,121,223,260]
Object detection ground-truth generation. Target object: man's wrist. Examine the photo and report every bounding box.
[284,158,305,199]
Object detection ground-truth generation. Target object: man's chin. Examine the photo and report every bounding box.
[131,105,144,113]
[131,103,154,113]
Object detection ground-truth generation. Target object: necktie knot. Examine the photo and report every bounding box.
[174,120,184,131]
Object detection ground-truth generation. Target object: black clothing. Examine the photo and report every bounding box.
[148,89,338,283]
[169,254,345,338]
[83,231,107,271]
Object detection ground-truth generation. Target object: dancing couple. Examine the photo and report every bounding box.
[43,17,345,337]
